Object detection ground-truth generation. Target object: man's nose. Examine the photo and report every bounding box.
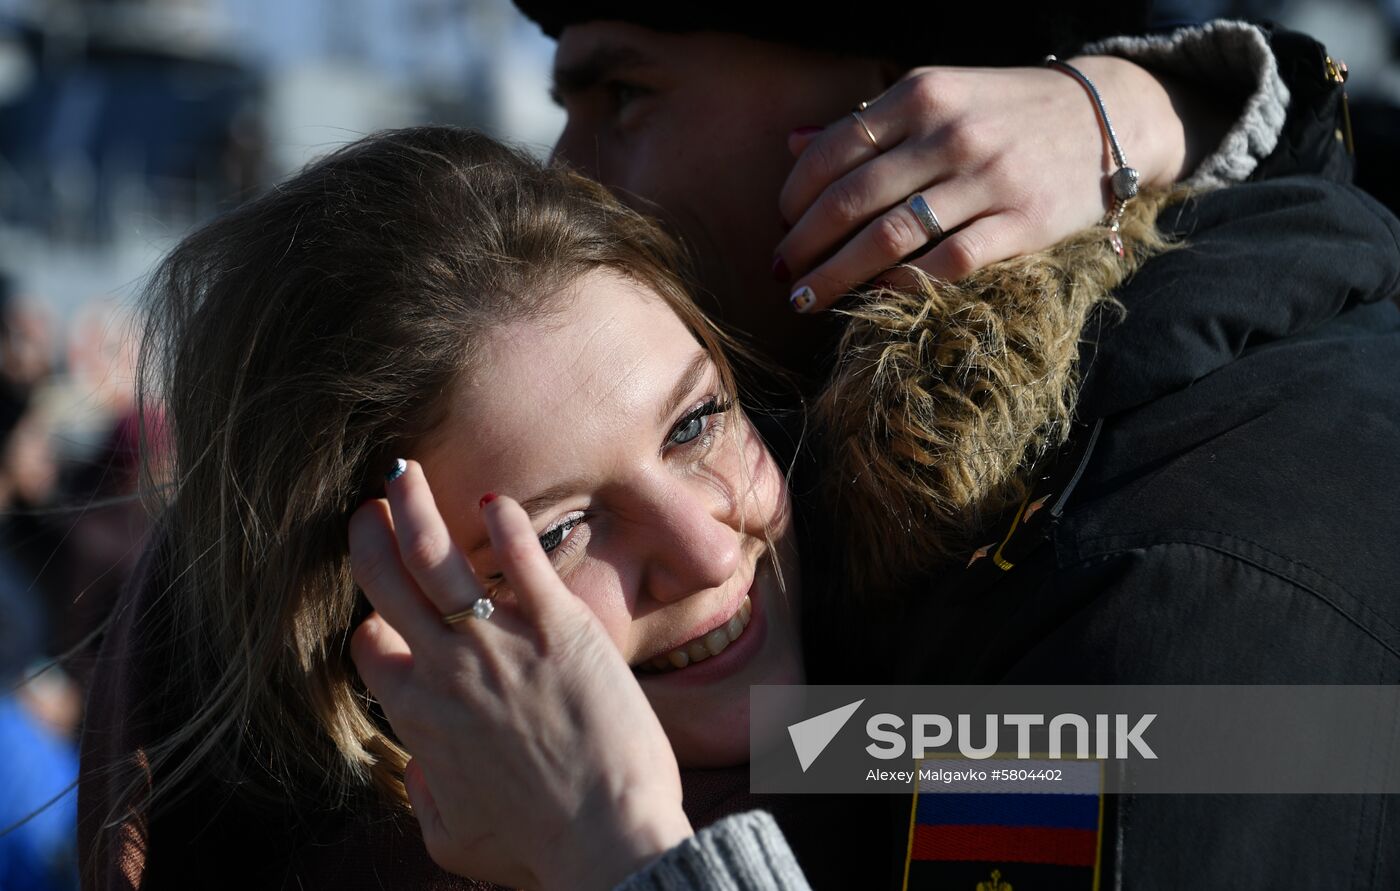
[550,124,603,183]
[639,480,743,605]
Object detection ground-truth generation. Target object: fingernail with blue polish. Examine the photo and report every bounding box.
[790,286,816,313]
[385,458,407,483]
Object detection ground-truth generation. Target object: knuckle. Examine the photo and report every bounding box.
[871,210,920,259]
[941,230,986,280]
[946,119,991,164]
[905,71,944,113]
[1002,200,1046,235]
[820,177,866,226]
[348,541,390,590]
[809,135,842,182]
[401,529,450,571]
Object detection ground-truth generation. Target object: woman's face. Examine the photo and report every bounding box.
[416,269,804,767]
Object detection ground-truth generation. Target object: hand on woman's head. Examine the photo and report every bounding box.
[774,56,1193,312]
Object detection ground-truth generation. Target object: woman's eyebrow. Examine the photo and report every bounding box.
[657,351,711,426]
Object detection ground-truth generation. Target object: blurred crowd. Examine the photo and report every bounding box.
[0,269,152,891]
[1,1,1398,890]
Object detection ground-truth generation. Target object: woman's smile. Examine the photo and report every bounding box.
[633,594,753,674]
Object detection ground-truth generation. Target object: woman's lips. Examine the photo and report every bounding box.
[635,596,753,673]
[632,557,772,687]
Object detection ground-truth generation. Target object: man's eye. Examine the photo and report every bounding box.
[605,81,647,114]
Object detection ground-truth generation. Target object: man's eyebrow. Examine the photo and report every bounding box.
[550,44,654,105]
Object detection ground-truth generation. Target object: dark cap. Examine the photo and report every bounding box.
[514,1,1151,68]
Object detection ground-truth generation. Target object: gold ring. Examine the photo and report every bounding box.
[851,110,880,151]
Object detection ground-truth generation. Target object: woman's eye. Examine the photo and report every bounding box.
[539,514,585,554]
[667,397,731,449]
[671,415,705,445]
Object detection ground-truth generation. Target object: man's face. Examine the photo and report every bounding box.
[551,22,886,369]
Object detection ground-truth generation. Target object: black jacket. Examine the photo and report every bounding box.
[873,174,1400,891]
[789,30,1400,891]
[802,118,1400,891]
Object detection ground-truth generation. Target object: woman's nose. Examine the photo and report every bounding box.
[638,480,743,604]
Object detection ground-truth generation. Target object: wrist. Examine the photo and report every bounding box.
[1067,55,1186,191]
[539,791,694,891]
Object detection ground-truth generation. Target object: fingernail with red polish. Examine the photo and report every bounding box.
[790,125,823,137]
[771,253,790,283]
[479,492,497,509]
[790,286,816,313]
[385,458,407,483]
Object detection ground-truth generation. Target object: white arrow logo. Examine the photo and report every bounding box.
[787,699,864,772]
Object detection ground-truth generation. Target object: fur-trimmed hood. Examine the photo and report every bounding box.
[815,192,1177,594]
[815,178,1400,597]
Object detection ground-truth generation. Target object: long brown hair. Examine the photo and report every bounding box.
[128,127,743,824]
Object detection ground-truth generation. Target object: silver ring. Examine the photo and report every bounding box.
[906,193,944,242]
[442,597,495,625]
[851,110,880,151]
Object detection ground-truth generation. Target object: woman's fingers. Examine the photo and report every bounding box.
[348,498,445,646]
[349,611,414,703]
[778,106,900,229]
[776,143,947,286]
[383,459,487,618]
[775,61,1163,313]
[785,182,982,313]
[479,495,576,630]
[885,214,1030,292]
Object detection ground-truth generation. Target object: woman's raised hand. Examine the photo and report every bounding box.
[776,56,1194,312]
[348,461,693,890]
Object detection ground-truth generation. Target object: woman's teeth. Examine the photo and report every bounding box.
[638,597,752,674]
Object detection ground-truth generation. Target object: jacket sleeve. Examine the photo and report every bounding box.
[1083,20,1352,187]
[613,811,813,891]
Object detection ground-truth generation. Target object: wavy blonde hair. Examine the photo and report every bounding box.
[815,191,1182,598]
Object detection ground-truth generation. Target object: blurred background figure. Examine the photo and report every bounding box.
[0,269,76,891]
[0,1,1395,888]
